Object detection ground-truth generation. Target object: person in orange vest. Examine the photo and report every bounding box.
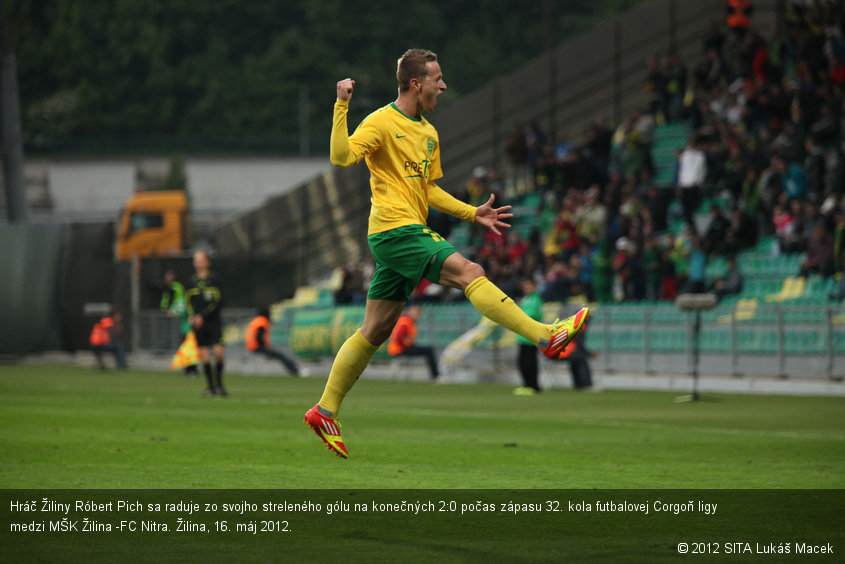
[244,307,303,376]
[387,304,439,380]
[726,0,753,43]
[89,308,127,370]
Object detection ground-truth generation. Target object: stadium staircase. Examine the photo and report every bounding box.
[651,122,688,187]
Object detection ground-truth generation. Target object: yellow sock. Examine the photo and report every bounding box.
[318,329,378,416]
[465,276,550,345]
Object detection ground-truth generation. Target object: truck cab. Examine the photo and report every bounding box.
[116,191,189,260]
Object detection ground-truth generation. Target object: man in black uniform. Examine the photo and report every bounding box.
[185,250,227,396]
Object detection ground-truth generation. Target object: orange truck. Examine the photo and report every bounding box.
[115,191,189,260]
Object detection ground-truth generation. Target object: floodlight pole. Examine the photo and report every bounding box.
[674,293,717,403]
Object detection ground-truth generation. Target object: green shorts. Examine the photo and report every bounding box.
[367,224,457,301]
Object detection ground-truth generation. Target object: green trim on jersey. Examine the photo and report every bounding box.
[389,102,421,122]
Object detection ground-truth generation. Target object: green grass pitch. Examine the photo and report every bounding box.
[1,363,843,489]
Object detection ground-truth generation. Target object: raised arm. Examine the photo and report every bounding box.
[330,78,383,167]
[330,79,357,166]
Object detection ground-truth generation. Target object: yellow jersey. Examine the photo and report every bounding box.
[331,99,476,235]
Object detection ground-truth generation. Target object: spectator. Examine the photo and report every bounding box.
[773,153,807,202]
[560,329,598,391]
[833,209,845,274]
[387,305,439,381]
[686,232,708,293]
[725,204,758,254]
[772,203,796,254]
[703,204,732,255]
[335,263,366,305]
[575,185,607,241]
[659,236,680,300]
[245,307,304,376]
[799,224,835,278]
[677,137,708,225]
[662,51,688,121]
[711,256,744,300]
[592,239,614,303]
[644,57,666,118]
[726,0,754,44]
[644,185,669,233]
[642,235,663,301]
[803,135,827,203]
[545,200,580,260]
[89,308,127,370]
[514,279,544,395]
[576,241,595,302]
[621,241,647,301]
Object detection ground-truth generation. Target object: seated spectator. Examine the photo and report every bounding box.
[659,237,679,300]
[711,256,744,300]
[799,224,835,278]
[685,232,708,293]
[575,185,607,240]
[545,201,580,260]
[245,307,303,376]
[89,308,127,370]
[335,263,366,304]
[505,232,528,264]
[540,259,580,302]
[387,305,439,380]
[772,153,806,202]
[772,204,796,254]
[724,205,758,254]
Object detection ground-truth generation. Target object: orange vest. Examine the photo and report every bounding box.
[727,0,752,29]
[89,317,114,346]
[387,314,417,356]
[245,315,270,351]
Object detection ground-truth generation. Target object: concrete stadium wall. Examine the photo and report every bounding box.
[19,157,330,222]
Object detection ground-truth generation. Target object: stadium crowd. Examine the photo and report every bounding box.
[336,1,844,306]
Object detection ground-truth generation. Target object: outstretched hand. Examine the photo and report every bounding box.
[474,194,513,236]
[337,78,355,101]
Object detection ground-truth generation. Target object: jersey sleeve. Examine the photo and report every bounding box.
[330,99,382,167]
[426,183,477,223]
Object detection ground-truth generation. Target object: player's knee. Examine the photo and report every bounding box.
[462,261,486,287]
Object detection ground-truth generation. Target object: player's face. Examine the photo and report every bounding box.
[419,61,446,112]
[193,251,210,272]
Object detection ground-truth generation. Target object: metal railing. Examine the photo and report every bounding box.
[136,302,844,382]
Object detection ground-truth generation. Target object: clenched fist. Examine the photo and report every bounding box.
[337,78,355,101]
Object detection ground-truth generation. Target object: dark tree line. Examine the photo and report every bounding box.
[8,0,641,154]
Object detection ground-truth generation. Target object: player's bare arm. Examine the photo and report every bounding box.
[474,194,513,236]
